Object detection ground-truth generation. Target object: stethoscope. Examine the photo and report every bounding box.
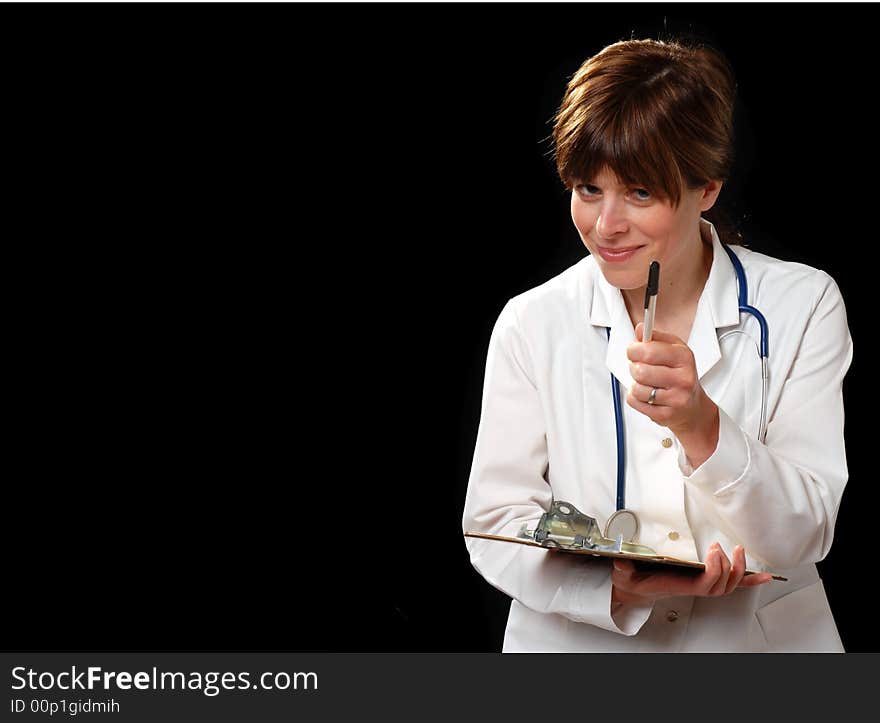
[603,242,770,542]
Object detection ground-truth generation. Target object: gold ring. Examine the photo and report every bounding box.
[648,388,658,405]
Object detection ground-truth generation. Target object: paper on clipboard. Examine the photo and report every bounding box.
[463,532,788,581]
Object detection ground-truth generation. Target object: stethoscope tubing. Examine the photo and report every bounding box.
[606,327,626,511]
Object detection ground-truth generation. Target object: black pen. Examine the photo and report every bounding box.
[643,261,660,341]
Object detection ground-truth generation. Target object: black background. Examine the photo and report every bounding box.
[5,3,876,653]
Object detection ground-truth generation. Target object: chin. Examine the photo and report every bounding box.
[599,267,644,290]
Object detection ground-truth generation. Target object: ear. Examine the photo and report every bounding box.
[699,180,724,212]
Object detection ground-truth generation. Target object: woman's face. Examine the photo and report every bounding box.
[570,166,720,290]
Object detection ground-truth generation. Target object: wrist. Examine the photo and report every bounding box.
[672,397,719,469]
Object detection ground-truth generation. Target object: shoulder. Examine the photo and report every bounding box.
[730,245,846,315]
[500,256,592,330]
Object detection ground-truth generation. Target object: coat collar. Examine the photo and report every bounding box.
[587,218,741,391]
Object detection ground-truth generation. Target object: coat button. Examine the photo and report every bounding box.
[666,610,679,622]
[661,438,673,448]
[668,531,680,541]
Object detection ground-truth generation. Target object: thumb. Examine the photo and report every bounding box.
[634,322,643,341]
[613,559,634,573]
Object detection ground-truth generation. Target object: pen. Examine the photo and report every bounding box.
[643,261,660,342]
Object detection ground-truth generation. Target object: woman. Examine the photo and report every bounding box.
[462,38,853,652]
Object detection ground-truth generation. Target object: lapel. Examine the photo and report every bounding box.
[587,218,741,391]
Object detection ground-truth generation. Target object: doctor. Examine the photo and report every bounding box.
[462,38,853,652]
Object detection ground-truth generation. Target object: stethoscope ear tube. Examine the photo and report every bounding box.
[759,357,769,444]
[722,243,769,359]
[722,242,770,441]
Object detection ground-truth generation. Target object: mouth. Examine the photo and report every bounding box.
[595,245,645,263]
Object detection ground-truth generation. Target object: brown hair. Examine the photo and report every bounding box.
[551,38,741,244]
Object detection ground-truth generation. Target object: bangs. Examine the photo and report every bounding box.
[561,102,686,206]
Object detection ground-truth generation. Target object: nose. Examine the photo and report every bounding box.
[595,197,629,240]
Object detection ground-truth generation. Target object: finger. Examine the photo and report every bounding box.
[724,545,747,595]
[613,559,635,574]
[628,337,678,364]
[707,543,732,596]
[628,362,678,389]
[634,322,686,346]
[698,544,724,595]
[627,388,675,425]
[627,336,693,369]
[738,571,774,587]
[630,382,687,409]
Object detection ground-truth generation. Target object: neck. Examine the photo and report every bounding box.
[621,232,713,332]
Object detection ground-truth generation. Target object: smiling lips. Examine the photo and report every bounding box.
[596,245,644,263]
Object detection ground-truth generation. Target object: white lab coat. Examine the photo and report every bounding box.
[462,218,853,652]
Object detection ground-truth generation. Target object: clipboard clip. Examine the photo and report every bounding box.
[518,500,657,556]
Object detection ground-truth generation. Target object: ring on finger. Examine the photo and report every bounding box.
[647,387,658,405]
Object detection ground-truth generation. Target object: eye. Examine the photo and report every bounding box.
[575,183,601,198]
[631,188,652,201]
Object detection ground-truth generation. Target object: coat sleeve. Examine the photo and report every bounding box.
[462,300,654,635]
[675,271,853,569]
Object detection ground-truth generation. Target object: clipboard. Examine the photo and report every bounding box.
[464,532,788,581]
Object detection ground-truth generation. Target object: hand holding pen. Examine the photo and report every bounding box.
[625,260,721,468]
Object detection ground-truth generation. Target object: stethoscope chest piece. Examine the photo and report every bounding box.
[604,508,640,543]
